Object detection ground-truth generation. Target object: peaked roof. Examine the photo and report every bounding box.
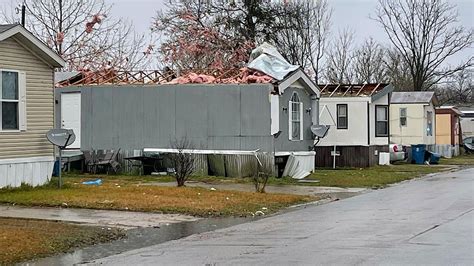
[391,91,438,105]
[276,68,320,97]
[0,23,65,68]
[0,24,16,34]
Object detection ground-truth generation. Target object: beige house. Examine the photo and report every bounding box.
[0,24,65,188]
[390,91,438,147]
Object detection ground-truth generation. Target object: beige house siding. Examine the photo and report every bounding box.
[390,104,423,145]
[0,37,54,159]
[436,114,451,145]
[390,103,436,145]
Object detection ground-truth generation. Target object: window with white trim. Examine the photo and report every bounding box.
[400,107,407,127]
[0,70,26,131]
[375,105,388,137]
[289,92,303,141]
[337,104,348,129]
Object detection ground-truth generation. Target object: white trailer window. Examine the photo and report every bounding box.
[289,92,303,141]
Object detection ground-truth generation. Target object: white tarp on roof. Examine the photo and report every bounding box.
[247,42,300,81]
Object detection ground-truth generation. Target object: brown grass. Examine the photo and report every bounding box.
[0,177,313,217]
[0,218,123,264]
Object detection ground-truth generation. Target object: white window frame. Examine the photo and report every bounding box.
[288,92,303,141]
[400,107,407,127]
[336,104,348,129]
[375,105,389,137]
[426,111,433,136]
[0,69,26,132]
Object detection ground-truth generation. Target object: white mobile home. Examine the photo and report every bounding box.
[390,91,438,147]
[315,84,394,168]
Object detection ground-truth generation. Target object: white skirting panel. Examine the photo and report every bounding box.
[0,156,54,188]
[433,145,460,158]
[280,151,316,179]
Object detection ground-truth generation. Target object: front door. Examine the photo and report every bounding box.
[61,93,81,149]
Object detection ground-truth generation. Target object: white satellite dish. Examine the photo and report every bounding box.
[46,129,76,188]
[311,124,330,138]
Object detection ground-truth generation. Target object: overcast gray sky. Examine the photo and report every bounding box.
[108,0,473,66]
[1,0,473,66]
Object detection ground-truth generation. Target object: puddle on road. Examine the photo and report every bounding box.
[25,216,256,265]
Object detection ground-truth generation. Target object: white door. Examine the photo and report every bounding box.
[61,93,81,149]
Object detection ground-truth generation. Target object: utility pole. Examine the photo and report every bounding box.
[21,4,25,26]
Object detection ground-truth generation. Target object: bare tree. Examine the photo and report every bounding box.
[274,0,332,83]
[325,28,355,83]
[436,68,473,105]
[374,0,474,91]
[153,0,331,77]
[352,37,387,83]
[170,137,196,187]
[152,0,284,71]
[243,153,273,193]
[383,48,414,90]
[2,0,150,71]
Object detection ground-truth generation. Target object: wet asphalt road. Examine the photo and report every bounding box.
[91,168,474,266]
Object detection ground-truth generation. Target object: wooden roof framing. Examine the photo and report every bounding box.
[318,83,390,98]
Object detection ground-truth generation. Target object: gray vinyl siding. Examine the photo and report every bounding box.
[275,87,314,152]
[0,37,54,159]
[79,84,275,152]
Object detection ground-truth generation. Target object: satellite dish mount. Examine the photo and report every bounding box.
[46,129,76,188]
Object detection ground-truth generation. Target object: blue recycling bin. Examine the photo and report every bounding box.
[411,144,426,164]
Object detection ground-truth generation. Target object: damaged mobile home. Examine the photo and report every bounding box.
[55,44,326,178]
[315,83,394,168]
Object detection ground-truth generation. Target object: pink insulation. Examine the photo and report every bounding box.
[163,67,273,85]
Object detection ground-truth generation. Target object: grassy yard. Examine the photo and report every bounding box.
[0,177,312,217]
[0,218,123,264]
[303,164,448,188]
[128,163,450,189]
[439,154,474,165]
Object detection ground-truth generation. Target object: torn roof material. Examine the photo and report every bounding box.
[247,42,300,80]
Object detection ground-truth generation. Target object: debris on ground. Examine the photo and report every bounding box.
[82,179,102,186]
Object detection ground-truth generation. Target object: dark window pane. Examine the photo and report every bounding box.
[338,117,347,129]
[2,102,18,129]
[400,117,407,126]
[2,71,18,100]
[376,121,388,136]
[337,104,348,129]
